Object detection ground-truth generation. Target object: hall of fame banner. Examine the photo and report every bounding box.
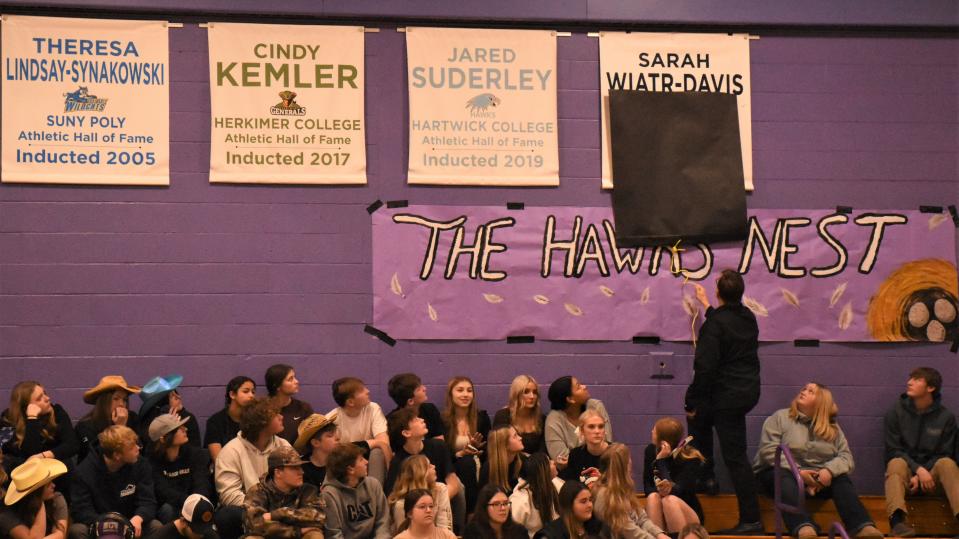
[373,206,959,343]
[1,15,169,185]
[406,27,558,186]
[599,32,753,190]
[207,23,366,184]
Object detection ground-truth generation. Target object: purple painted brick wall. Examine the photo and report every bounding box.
[0,3,957,495]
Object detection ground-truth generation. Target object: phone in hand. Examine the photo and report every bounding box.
[670,436,693,457]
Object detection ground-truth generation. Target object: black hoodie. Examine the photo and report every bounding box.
[70,440,157,526]
[884,392,957,473]
[685,303,761,413]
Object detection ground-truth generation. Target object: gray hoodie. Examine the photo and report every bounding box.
[753,408,854,478]
[321,475,390,539]
[884,393,957,473]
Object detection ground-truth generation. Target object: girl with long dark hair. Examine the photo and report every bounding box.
[509,453,562,537]
[203,375,256,460]
[535,481,611,539]
[465,484,528,539]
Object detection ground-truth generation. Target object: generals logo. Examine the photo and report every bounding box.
[271,90,307,116]
[63,86,108,113]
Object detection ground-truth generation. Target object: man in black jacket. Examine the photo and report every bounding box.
[884,367,959,537]
[686,269,761,534]
[69,425,162,539]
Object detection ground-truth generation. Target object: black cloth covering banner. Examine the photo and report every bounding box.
[609,90,747,247]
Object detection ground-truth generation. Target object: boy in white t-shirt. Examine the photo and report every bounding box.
[332,377,392,485]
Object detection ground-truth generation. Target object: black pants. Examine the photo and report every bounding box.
[688,406,760,523]
[214,505,245,539]
[758,467,874,535]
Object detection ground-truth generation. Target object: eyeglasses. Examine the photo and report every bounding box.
[488,501,511,509]
[414,504,435,511]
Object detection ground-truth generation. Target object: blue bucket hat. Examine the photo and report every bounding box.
[138,374,183,417]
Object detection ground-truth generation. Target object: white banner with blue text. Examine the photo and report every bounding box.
[1,15,169,185]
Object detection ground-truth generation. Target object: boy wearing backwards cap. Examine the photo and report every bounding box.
[138,375,201,451]
[149,494,219,539]
[294,412,340,488]
[243,447,325,539]
[146,414,213,524]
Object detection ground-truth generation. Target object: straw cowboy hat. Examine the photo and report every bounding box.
[4,458,68,505]
[293,410,339,453]
[83,375,141,405]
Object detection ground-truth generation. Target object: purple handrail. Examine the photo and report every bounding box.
[774,443,806,539]
[827,521,851,539]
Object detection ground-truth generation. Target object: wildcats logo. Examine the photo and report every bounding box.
[63,86,108,113]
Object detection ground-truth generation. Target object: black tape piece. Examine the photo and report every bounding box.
[920,205,944,214]
[949,205,959,228]
[363,324,396,347]
[506,202,525,210]
[794,339,820,347]
[366,199,384,214]
[835,206,853,215]
[632,335,661,344]
[386,200,409,209]
[951,338,958,354]
[507,335,535,344]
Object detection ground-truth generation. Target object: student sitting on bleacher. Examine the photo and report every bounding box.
[884,367,959,537]
[753,383,882,539]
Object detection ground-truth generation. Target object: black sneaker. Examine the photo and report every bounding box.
[717,522,764,535]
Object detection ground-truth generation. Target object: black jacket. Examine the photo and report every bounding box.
[75,411,141,464]
[684,303,760,412]
[70,441,157,525]
[534,517,611,539]
[0,404,79,469]
[464,519,529,539]
[884,393,957,473]
[148,445,212,510]
[642,444,703,522]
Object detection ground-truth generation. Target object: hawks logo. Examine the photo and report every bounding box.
[63,86,108,113]
[271,90,307,116]
[466,93,500,118]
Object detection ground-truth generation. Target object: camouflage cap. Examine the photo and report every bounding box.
[268,446,308,469]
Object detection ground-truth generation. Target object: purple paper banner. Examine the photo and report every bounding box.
[372,206,958,342]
